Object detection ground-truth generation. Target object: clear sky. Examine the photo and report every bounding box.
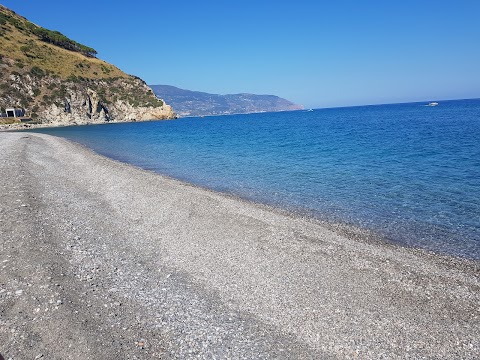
[2,0,479,108]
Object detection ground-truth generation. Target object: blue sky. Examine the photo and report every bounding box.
[2,0,479,108]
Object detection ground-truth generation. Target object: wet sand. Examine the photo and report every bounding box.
[0,132,479,359]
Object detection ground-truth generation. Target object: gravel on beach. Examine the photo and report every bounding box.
[0,132,479,359]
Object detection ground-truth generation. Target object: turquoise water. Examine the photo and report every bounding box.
[33,99,480,260]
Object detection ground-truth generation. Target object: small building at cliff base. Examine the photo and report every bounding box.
[5,108,25,117]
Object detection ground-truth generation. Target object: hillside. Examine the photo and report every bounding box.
[0,5,175,126]
[150,85,303,117]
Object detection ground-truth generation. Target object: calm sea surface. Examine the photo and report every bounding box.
[32,99,480,259]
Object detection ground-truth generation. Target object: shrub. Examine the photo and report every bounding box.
[100,65,111,74]
[32,27,97,57]
[30,66,45,77]
[0,12,10,26]
[20,44,32,53]
[20,97,31,108]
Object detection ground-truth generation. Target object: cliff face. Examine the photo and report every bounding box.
[0,5,176,126]
[2,69,175,125]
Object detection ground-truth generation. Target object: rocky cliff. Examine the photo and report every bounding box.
[2,67,176,126]
[0,5,176,127]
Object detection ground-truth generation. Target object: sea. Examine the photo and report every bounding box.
[32,99,480,260]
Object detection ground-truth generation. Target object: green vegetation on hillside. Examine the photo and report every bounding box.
[0,5,170,124]
[0,6,97,57]
[0,5,124,80]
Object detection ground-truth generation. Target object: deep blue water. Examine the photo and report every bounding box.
[32,99,480,260]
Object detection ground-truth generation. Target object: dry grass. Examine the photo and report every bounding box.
[0,21,127,80]
[0,117,19,124]
[0,6,166,121]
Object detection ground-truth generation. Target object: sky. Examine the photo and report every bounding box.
[2,0,480,108]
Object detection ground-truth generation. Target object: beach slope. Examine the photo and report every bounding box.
[0,132,478,359]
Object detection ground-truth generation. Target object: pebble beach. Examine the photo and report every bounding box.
[1,132,479,359]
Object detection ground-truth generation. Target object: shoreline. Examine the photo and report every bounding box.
[0,117,178,132]
[1,132,479,359]
[21,127,467,261]
[29,126,480,262]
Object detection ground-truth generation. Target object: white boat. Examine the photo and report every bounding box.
[426,102,439,107]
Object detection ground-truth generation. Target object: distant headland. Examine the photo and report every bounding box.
[150,84,304,117]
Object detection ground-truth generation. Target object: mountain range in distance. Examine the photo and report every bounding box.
[150,85,304,117]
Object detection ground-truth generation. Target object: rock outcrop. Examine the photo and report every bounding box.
[0,5,176,127]
[1,72,175,125]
